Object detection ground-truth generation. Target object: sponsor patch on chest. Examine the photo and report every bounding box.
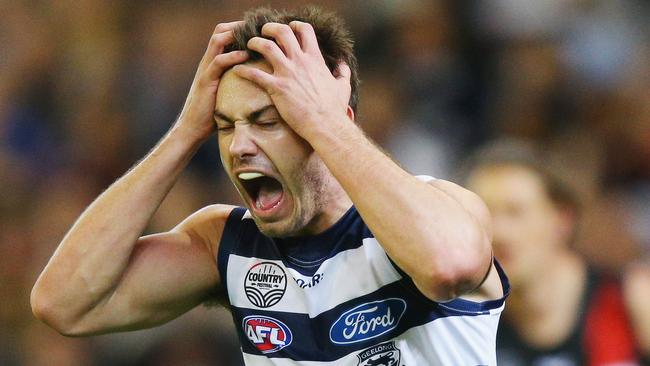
[330,298,407,344]
[244,262,287,308]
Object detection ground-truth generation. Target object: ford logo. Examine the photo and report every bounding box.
[329,298,407,344]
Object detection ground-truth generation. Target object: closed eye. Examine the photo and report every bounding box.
[256,120,279,129]
[216,121,234,132]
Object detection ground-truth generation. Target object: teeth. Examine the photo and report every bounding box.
[238,172,264,180]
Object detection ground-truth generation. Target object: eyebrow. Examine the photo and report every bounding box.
[214,104,277,124]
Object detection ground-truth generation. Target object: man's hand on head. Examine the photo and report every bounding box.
[175,21,249,143]
[232,21,353,141]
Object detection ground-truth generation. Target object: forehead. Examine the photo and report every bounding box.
[216,61,273,119]
[468,164,548,203]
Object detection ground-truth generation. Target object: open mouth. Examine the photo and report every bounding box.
[238,172,285,212]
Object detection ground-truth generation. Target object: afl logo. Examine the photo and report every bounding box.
[243,315,293,354]
[244,262,287,308]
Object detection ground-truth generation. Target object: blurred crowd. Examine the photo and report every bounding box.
[1,0,649,365]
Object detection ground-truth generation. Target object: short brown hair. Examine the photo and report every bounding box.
[460,139,581,215]
[225,6,359,112]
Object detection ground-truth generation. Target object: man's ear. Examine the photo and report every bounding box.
[346,105,355,122]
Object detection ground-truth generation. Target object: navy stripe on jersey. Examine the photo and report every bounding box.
[395,259,510,314]
[442,259,510,312]
[228,206,373,277]
[232,275,505,362]
[217,207,247,296]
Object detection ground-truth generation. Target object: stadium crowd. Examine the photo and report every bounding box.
[1,0,649,364]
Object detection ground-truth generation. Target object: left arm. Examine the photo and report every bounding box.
[233,21,493,301]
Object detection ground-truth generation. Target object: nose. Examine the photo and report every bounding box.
[229,123,258,159]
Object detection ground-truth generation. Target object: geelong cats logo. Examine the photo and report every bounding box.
[357,342,401,366]
[243,315,292,354]
[244,262,287,308]
[330,298,407,344]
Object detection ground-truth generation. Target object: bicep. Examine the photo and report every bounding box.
[77,205,233,334]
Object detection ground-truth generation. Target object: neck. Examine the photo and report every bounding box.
[507,249,587,318]
[299,174,352,236]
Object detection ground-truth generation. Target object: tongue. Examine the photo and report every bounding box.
[256,179,283,210]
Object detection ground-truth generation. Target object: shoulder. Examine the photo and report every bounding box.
[171,204,239,260]
[622,262,650,359]
[419,175,492,240]
[623,261,650,308]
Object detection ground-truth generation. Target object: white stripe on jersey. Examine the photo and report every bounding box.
[227,237,402,317]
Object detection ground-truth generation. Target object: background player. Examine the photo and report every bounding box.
[463,139,646,365]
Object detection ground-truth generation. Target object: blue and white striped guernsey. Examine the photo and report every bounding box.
[217,204,509,365]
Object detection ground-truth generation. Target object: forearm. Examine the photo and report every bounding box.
[31,125,204,328]
[308,119,491,299]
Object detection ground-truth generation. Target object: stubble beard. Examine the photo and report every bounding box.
[255,155,328,238]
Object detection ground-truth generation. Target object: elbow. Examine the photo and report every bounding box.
[31,285,86,337]
[417,266,484,302]
[30,286,67,335]
[31,282,53,325]
[414,190,494,301]
[416,235,492,302]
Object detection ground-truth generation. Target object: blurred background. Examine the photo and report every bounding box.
[1,0,649,365]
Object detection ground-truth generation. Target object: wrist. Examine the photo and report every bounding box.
[300,111,356,144]
[169,119,214,146]
[306,114,365,156]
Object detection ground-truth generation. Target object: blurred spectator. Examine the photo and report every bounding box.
[462,140,646,365]
[624,263,650,364]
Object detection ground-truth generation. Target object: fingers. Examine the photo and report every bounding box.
[213,20,244,35]
[289,21,320,55]
[335,62,351,81]
[248,21,325,73]
[335,62,352,105]
[261,23,301,58]
[246,37,289,70]
[233,64,275,91]
[202,31,234,63]
[335,62,352,92]
[199,21,244,70]
[203,50,249,85]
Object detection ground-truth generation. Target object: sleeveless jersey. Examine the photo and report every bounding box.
[217,205,509,365]
[497,269,640,366]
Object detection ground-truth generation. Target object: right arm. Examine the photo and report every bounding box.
[30,22,248,336]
